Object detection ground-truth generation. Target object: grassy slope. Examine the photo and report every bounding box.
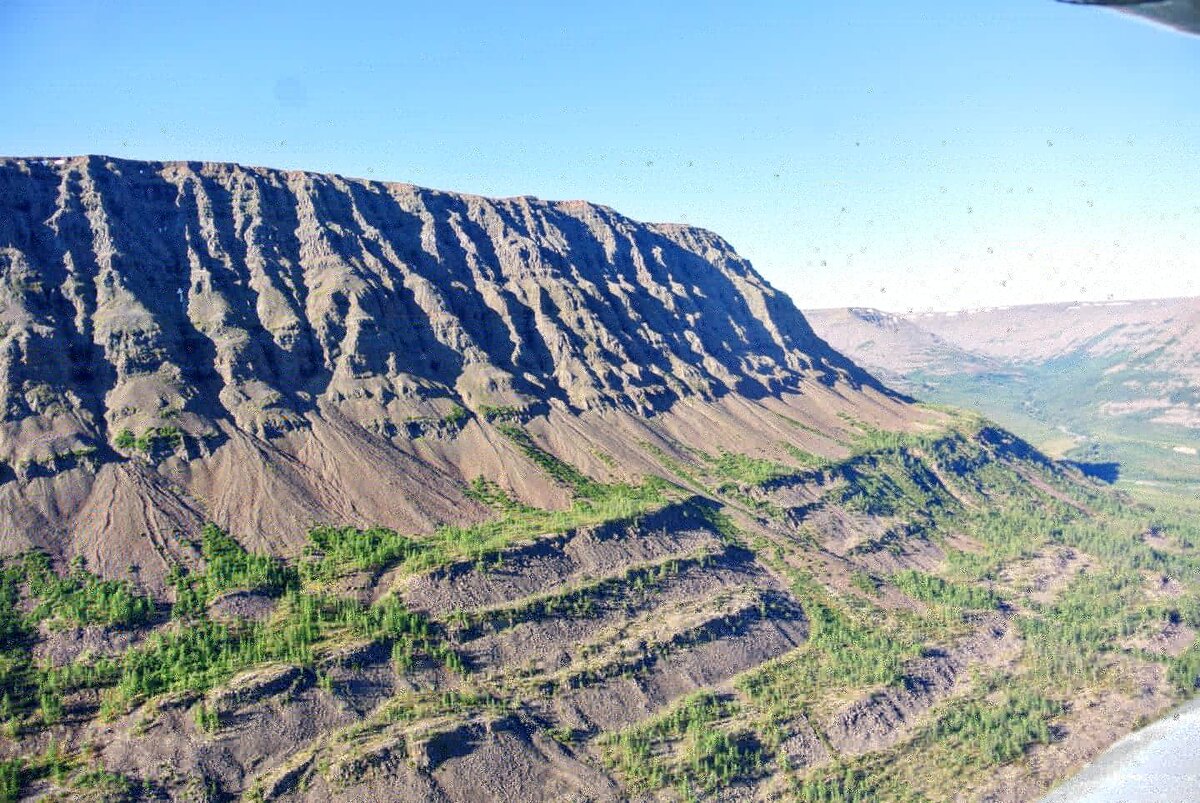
[609,413,1200,800]
[1,416,1199,801]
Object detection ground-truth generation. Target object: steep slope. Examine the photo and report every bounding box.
[1,157,1198,803]
[0,155,900,583]
[807,300,1200,488]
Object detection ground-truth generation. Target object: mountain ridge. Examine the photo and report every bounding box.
[0,154,906,582]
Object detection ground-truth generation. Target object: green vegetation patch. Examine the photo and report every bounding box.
[0,525,467,736]
[920,687,1061,768]
[737,581,922,721]
[602,692,764,796]
[115,425,183,454]
[100,591,458,714]
[442,404,469,427]
[0,739,127,803]
[298,458,671,589]
[452,552,704,639]
[779,442,829,469]
[429,476,670,570]
[463,476,531,513]
[832,447,954,519]
[22,552,155,629]
[850,570,882,597]
[706,450,796,486]
[891,570,1000,611]
[1017,566,1148,685]
[171,524,297,617]
[788,681,1063,801]
[793,758,926,803]
[0,552,156,736]
[495,422,601,495]
[302,525,423,584]
[478,404,523,423]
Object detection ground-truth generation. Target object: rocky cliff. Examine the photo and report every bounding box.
[0,155,901,581]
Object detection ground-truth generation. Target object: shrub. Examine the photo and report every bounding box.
[443,404,469,427]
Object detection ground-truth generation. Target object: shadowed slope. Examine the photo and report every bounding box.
[0,155,904,580]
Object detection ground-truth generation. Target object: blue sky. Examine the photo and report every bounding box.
[2,0,1197,311]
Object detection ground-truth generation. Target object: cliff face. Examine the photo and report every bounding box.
[0,156,874,442]
[0,155,901,580]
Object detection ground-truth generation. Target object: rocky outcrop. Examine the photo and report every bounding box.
[0,155,878,443]
[0,155,900,580]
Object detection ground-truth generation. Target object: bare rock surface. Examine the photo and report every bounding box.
[0,155,897,581]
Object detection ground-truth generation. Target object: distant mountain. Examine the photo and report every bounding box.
[1,157,1198,802]
[807,298,1200,487]
[804,307,1000,382]
[910,298,1200,378]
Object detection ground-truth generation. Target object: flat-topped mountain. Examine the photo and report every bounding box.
[1,155,873,426]
[908,298,1200,381]
[0,155,895,579]
[1,157,1198,803]
[802,307,1000,382]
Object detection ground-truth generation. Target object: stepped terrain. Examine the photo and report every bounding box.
[807,301,1200,490]
[0,156,1199,802]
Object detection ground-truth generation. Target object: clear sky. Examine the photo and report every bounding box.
[2,0,1197,312]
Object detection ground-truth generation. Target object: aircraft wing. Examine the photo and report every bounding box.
[1057,0,1200,35]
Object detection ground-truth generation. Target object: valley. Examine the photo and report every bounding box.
[806,301,1200,496]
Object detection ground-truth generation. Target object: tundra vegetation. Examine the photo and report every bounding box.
[2,417,1200,801]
